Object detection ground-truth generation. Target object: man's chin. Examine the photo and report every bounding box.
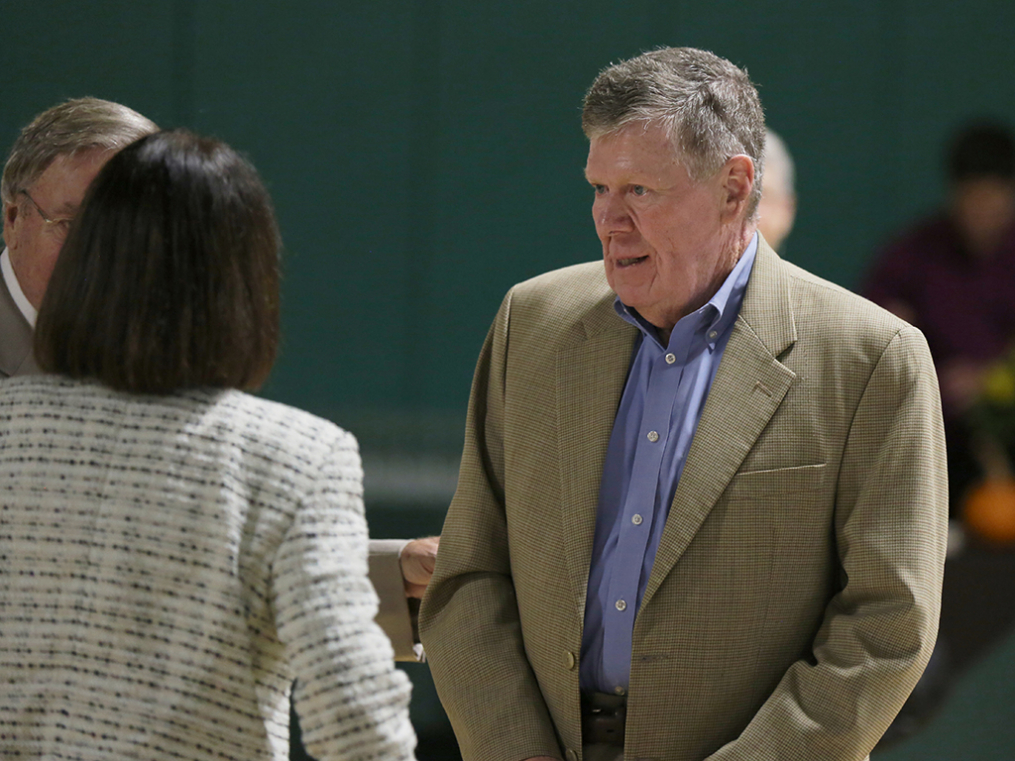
[609,284,651,313]
[607,267,654,299]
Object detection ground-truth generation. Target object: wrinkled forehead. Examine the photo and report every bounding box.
[28,148,116,214]
[5,145,111,200]
[585,121,682,162]
[39,145,115,182]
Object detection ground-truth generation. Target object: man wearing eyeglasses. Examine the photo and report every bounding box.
[1,98,156,378]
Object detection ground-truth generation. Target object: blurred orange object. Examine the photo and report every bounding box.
[963,479,1015,545]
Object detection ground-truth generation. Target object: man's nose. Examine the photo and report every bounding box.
[594,194,633,233]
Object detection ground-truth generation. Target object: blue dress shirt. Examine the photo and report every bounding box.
[580,234,759,695]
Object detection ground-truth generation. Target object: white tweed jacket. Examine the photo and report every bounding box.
[0,376,416,761]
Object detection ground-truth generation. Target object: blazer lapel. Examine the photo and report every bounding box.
[641,239,798,608]
[556,294,638,621]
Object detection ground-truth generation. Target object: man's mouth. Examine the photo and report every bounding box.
[617,256,649,267]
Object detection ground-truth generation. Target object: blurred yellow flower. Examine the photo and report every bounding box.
[983,364,1015,404]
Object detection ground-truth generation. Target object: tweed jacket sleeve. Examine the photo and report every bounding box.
[273,431,418,761]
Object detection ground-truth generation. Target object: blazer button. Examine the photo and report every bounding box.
[565,651,576,670]
[565,749,579,761]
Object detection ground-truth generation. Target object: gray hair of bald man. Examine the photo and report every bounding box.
[763,129,795,199]
[1,97,158,205]
[582,47,766,219]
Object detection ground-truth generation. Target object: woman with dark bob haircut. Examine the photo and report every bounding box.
[0,130,416,761]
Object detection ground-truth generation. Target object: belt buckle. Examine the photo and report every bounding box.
[582,694,627,748]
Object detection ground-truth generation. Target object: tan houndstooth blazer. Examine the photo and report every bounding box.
[420,238,948,761]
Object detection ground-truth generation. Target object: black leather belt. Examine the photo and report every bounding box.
[581,692,627,748]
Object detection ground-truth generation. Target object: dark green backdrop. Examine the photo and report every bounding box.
[8,2,1015,463]
[4,2,1015,757]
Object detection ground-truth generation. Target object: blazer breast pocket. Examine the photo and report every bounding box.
[723,462,828,502]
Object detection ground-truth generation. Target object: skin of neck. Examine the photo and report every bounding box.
[655,219,756,346]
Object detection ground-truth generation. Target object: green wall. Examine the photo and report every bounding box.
[4,1,1015,751]
[7,1,1015,462]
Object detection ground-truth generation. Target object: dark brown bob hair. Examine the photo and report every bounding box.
[35,129,280,393]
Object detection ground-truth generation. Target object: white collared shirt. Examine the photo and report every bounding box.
[0,247,37,328]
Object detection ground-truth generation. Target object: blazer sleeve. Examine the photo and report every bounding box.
[419,290,564,761]
[272,431,417,761]
[707,325,949,760]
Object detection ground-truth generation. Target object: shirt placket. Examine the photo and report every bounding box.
[664,323,717,492]
[600,334,692,691]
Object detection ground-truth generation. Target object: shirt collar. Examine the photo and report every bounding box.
[613,232,759,346]
[1,247,37,328]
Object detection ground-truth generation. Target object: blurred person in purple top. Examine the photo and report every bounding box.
[862,121,1015,509]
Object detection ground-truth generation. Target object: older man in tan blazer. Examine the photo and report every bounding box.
[420,47,947,761]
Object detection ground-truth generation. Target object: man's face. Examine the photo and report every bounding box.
[586,123,737,331]
[2,148,113,309]
[950,177,1015,258]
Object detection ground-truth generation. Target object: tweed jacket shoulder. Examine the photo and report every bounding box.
[420,241,948,761]
[0,376,416,761]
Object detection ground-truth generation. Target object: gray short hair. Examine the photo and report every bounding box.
[1,97,158,205]
[582,47,766,217]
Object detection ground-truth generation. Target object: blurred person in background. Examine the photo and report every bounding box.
[863,121,1015,750]
[0,129,416,761]
[863,121,1015,511]
[757,128,797,253]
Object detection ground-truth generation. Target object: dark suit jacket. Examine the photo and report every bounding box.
[0,270,40,378]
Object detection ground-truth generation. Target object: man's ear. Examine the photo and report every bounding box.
[2,200,20,251]
[720,155,755,221]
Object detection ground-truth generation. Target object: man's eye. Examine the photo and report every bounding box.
[592,185,606,195]
[631,185,647,196]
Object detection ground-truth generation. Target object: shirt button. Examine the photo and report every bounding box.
[665,352,676,364]
[615,686,627,696]
[565,651,576,670]
[615,599,627,611]
[565,750,579,761]
[632,514,643,525]
[647,430,659,443]
[708,330,718,340]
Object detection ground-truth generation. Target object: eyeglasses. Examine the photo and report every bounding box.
[20,189,74,239]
